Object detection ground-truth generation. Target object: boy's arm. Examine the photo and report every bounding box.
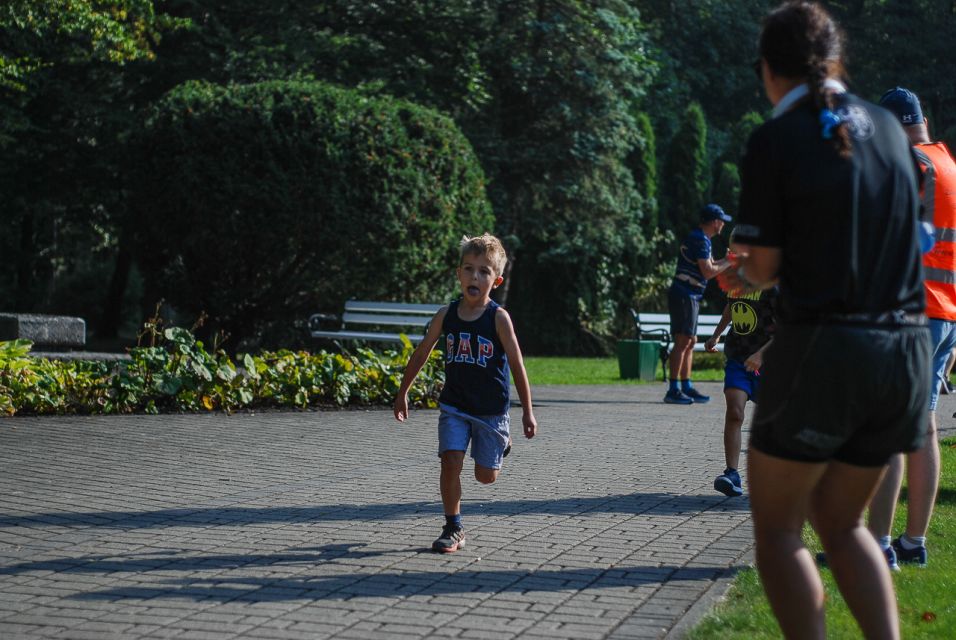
[495,308,537,439]
[744,338,773,373]
[705,303,732,352]
[393,306,448,422]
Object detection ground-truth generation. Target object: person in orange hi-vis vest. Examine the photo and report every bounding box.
[868,87,956,568]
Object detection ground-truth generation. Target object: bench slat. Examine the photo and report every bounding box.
[636,312,728,353]
[344,301,443,315]
[310,330,427,343]
[341,312,433,327]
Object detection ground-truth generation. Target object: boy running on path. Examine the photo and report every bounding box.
[705,278,777,497]
[394,234,538,553]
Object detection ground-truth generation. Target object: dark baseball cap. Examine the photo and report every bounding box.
[701,203,732,223]
[879,87,924,126]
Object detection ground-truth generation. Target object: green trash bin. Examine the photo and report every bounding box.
[617,339,660,380]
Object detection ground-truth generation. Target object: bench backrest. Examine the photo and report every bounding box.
[634,311,727,351]
[340,301,443,328]
[635,312,725,335]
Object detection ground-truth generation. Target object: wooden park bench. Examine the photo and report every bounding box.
[309,300,444,345]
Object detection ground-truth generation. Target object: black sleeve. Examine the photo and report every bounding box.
[736,125,784,247]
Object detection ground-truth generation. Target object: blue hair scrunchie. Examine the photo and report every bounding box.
[819,108,843,140]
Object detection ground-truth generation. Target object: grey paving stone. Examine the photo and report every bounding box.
[4,384,939,638]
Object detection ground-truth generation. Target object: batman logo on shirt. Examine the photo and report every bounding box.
[731,301,758,335]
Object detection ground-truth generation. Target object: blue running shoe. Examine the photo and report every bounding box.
[664,389,694,405]
[684,387,710,403]
[816,546,899,572]
[714,468,743,497]
[892,536,927,567]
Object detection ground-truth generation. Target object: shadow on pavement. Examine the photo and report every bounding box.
[57,562,737,603]
[0,492,749,531]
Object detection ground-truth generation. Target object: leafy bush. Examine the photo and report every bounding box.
[0,332,442,417]
[130,79,493,349]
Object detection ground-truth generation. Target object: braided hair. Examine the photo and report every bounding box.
[759,1,851,158]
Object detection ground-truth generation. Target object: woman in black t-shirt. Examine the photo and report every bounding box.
[727,2,931,638]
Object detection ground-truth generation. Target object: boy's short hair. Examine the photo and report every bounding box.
[459,233,508,276]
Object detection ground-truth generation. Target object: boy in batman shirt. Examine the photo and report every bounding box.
[706,277,777,496]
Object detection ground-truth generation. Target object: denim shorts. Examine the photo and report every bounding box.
[724,358,760,401]
[928,318,956,411]
[438,403,511,470]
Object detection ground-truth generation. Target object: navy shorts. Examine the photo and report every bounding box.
[749,323,931,467]
[724,358,760,401]
[668,284,701,337]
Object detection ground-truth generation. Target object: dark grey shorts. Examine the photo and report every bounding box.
[749,323,931,467]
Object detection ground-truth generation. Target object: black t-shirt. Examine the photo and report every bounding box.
[735,93,925,323]
[725,287,777,362]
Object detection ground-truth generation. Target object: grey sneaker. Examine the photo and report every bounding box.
[432,525,466,553]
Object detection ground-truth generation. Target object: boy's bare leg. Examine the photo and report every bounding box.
[723,388,748,469]
[440,451,465,515]
[474,464,499,485]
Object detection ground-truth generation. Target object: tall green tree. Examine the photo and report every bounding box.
[0,1,182,321]
[183,0,658,353]
[829,0,956,144]
[662,102,710,238]
[633,0,770,141]
[713,162,741,215]
[627,111,659,233]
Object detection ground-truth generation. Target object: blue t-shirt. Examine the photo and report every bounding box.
[438,299,510,416]
[673,228,711,297]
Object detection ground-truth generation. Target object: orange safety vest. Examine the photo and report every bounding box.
[915,142,956,320]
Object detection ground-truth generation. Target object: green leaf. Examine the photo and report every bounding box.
[216,364,236,382]
[159,375,182,396]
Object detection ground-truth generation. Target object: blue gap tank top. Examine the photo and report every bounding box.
[438,299,510,415]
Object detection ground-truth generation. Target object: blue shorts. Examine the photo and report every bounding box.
[724,358,759,401]
[929,318,956,411]
[438,403,511,470]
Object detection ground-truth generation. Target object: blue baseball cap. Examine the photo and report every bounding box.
[879,87,924,126]
[700,203,732,223]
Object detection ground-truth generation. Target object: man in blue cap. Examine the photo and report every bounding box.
[665,203,732,404]
[866,86,956,568]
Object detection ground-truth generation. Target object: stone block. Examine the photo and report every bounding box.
[0,313,86,347]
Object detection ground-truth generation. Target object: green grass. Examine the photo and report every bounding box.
[521,355,724,385]
[688,437,956,639]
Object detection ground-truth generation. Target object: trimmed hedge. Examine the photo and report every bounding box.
[130,79,493,349]
[0,333,442,416]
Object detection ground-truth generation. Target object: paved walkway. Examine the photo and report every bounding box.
[1,384,952,639]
